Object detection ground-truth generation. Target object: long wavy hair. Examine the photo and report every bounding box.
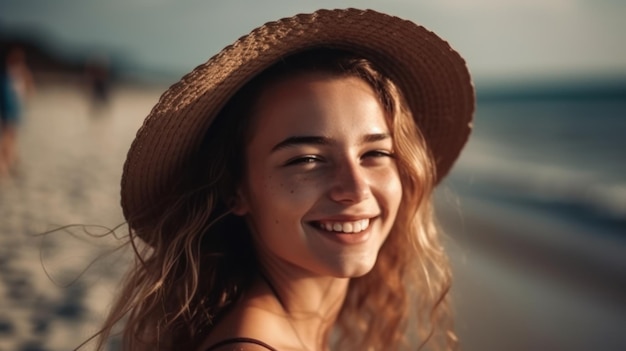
[92,49,456,351]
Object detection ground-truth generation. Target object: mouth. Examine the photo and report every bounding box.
[311,218,371,234]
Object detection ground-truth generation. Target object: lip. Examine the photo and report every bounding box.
[320,228,372,245]
[308,214,379,222]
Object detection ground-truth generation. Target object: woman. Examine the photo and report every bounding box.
[94,9,474,351]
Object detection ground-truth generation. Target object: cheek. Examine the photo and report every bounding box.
[378,168,403,210]
[248,174,317,219]
[272,172,321,196]
[244,176,319,248]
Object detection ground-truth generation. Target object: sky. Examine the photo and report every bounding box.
[1,0,625,85]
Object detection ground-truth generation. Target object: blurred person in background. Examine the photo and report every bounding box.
[0,45,34,177]
[84,53,111,114]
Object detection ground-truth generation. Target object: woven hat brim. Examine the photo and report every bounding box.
[121,8,475,233]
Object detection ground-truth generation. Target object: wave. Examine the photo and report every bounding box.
[448,139,626,224]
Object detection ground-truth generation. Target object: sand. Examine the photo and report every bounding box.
[0,81,158,351]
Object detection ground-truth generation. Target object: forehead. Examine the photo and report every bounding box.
[247,73,389,144]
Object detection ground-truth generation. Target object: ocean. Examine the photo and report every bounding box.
[445,85,626,239]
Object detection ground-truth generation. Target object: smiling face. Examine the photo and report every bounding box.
[234,73,403,278]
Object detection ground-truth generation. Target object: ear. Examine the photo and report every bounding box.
[230,188,249,216]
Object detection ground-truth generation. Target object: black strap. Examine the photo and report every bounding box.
[204,337,278,351]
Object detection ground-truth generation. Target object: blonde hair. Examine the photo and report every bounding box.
[92,49,456,351]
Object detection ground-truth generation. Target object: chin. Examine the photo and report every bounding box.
[326,256,379,278]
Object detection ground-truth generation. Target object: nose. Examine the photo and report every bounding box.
[328,161,371,204]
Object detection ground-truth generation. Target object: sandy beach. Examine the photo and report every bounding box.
[1,82,625,351]
[0,81,157,351]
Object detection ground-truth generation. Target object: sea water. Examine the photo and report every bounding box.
[445,87,626,238]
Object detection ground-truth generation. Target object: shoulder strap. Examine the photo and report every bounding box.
[204,337,278,351]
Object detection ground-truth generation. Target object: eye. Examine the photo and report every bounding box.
[361,150,395,166]
[363,150,394,159]
[284,155,323,167]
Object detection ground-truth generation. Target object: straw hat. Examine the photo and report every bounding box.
[121,8,475,234]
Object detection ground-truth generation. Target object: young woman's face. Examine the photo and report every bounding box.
[235,73,402,278]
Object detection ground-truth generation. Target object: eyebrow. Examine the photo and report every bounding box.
[271,133,391,152]
[362,133,391,143]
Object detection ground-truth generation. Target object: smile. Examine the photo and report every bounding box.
[315,218,370,234]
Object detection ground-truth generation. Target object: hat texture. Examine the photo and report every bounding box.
[121,8,475,233]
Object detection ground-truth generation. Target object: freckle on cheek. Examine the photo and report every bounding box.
[275,219,279,224]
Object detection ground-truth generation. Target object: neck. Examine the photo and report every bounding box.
[254,270,349,350]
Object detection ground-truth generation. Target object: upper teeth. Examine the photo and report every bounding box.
[318,219,370,233]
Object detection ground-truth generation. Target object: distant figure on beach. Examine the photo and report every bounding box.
[0,45,34,177]
[90,9,474,351]
[84,54,111,113]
